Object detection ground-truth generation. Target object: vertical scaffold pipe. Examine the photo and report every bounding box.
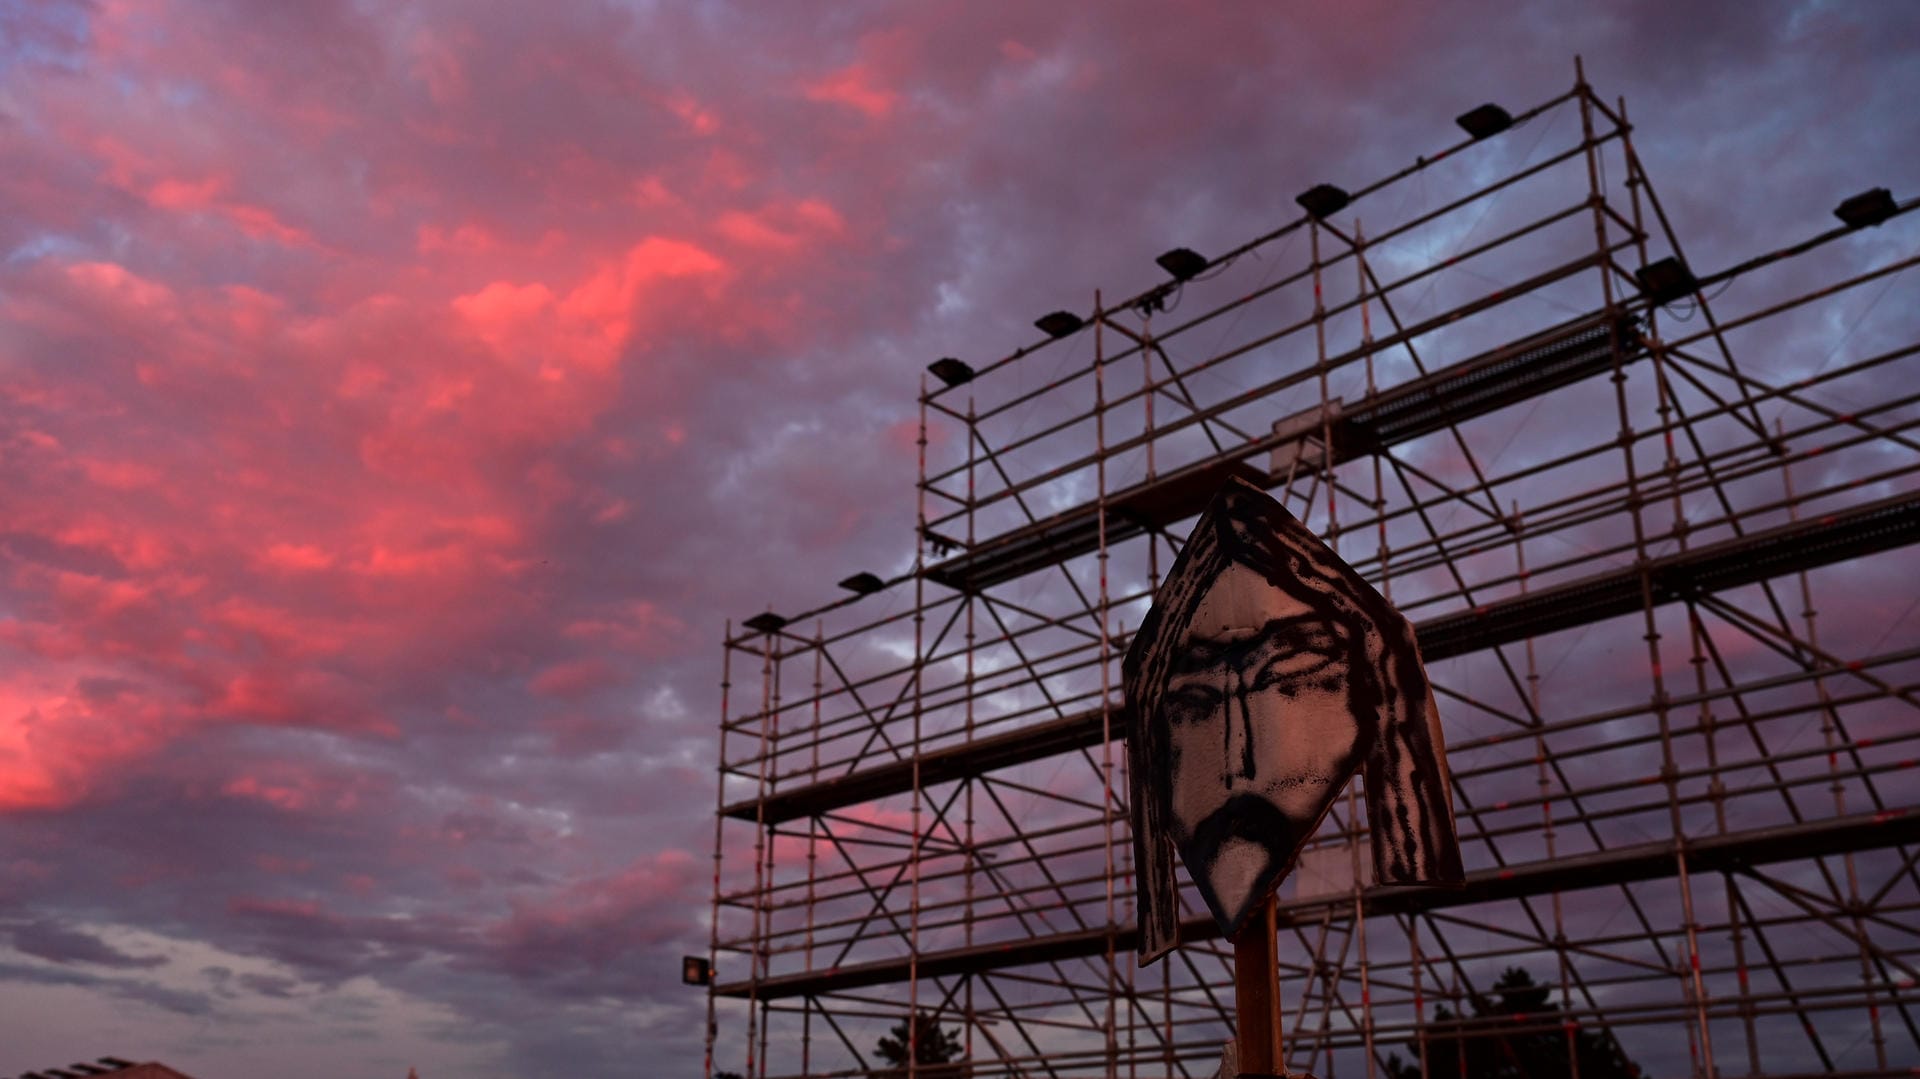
[909,372,928,1077]
[1095,290,1119,1078]
[758,639,780,1074]
[748,628,773,1078]
[803,622,823,1076]
[1577,54,1717,1078]
[1517,504,1581,1079]
[1782,418,1889,1071]
[1352,219,1378,1079]
[1141,329,1172,1078]
[705,624,733,1079]
[964,394,977,1073]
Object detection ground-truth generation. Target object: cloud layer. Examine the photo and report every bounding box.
[2,1,1917,1076]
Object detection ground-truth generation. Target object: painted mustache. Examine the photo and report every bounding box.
[1176,791,1310,937]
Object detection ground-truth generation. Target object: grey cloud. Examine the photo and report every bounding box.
[5,918,167,970]
[0,959,215,1017]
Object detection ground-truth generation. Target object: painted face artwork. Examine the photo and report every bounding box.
[1125,476,1464,964]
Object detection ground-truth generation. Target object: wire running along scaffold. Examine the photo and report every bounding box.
[706,60,1920,1079]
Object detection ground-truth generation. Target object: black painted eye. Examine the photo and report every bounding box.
[1251,647,1335,691]
[1164,684,1221,724]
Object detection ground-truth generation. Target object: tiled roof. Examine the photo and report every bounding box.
[7,1060,197,1079]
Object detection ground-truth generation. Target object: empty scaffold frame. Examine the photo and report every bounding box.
[706,60,1920,1079]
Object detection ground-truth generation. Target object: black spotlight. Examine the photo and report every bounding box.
[682,956,712,986]
[1035,311,1084,338]
[1155,247,1208,281]
[1835,188,1897,229]
[1456,103,1514,140]
[837,572,884,595]
[742,612,788,634]
[928,357,975,387]
[1634,257,1698,306]
[1296,183,1350,220]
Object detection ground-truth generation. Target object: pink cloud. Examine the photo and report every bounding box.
[451,280,557,353]
[488,848,703,971]
[417,222,502,255]
[78,135,318,250]
[221,202,316,247]
[51,519,174,573]
[665,91,719,136]
[443,240,733,380]
[221,761,371,815]
[227,895,324,921]
[628,176,678,210]
[219,284,288,336]
[560,601,689,657]
[409,25,476,106]
[260,543,335,573]
[714,198,846,254]
[208,596,350,660]
[146,174,227,210]
[76,456,164,491]
[217,668,397,737]
[62,260,176,313]
[528,657,620,699]
[801,62,898,118]
[0,674,179,811]
[551,236,729,370]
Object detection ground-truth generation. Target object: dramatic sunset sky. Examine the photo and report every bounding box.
[2,2,1917,1076]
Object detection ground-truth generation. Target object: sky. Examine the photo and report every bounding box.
[1,2,1918,1077]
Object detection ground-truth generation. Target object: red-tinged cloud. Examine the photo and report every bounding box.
[528,657,620,700]
[0,672,180,811]
[417,221,501,255]
[220,761,375,816]
[803,62,899,119]
[483,847,704,985]
[408,24,476,106]
[715,198,846,255]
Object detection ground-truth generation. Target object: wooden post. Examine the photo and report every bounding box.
[1233,893,1283,1077]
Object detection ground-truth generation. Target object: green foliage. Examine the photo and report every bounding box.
[1383,967,1643,1079]
[875,1009,965,1069]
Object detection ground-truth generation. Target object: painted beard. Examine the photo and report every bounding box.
[1175,791,1310,938]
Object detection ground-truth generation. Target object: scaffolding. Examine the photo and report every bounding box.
[705,61,1920,1079]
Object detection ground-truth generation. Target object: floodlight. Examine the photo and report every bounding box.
[1835,187,1896,229]
[928,357,974,387]
[682,956,712,986]
[1633,257,1697,306]
[1035,311,1084,338]
[1456,103,1513,140]
[742,612,788,634]
[1296,183,1350,220]
[1155,247,1208,281]
[838,572,884,595]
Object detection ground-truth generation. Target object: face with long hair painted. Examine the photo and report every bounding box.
[1162,560,1368,924]
[1125,477,1462,961]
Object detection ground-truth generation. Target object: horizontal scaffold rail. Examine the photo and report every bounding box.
[923,310,1645,593]
[724,488,1920,823]
[713,806,1920,998]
